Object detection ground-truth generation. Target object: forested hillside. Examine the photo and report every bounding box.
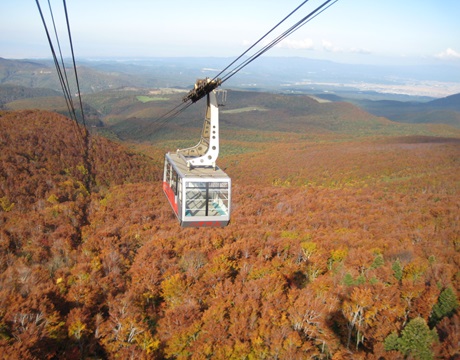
[3,77,460,143]
[0,58,159,94]
[1,110,459,359]
[318,92,460,129]
[89,89,460,144]
[0,84,60,107]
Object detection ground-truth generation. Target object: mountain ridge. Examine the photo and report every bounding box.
[2,56,459,97]
[316,92,460,128]
[2,55,459,131]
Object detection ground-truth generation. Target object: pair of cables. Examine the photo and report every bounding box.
[36,0,93,190]
[35,0,87,139]
[155,0,339,125]
[213,0,338,85]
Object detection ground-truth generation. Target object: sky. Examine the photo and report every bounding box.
[1,0,460,66]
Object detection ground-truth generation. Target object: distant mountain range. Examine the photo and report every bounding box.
[2,56,460,97]
[316,92,460,128]
[1,57,459,131]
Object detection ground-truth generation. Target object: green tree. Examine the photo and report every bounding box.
[430,287,459,326]
[343,273,355,286]
[383,332,399,351]
[370,254,384,269]
[392,259,403,281]
[384,317,438,360]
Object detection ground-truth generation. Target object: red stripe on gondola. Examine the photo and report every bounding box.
[163,181,178,215]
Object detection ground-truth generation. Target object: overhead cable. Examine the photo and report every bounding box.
[36,0,76,122]
[35,0,91,180]
[63,0,86,128]
[156,0,339,123]
[35,0,90,160]
[219,0,338,84]
[212,0,312,83]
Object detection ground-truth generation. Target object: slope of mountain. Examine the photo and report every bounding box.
[0,84,60,106]
[428,92,460,110]
[0,58,160,93]
[316,92,460,128]
[3,55,460,133]
[0,109,160,210]
[2,94,104,128]
[3,77,459,147]
[1,109,459,359]
[104,90,460,145]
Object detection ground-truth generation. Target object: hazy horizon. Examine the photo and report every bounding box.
[2,0,460,68]
[2,55,460,98]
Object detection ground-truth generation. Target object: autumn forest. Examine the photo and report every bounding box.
[0,105,459,359]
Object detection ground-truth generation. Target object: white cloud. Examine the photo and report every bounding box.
[435,48,460,60]
[322,40,371,55]
[276,38,314,50]
[322,40,342,53]
[350,47,371,55]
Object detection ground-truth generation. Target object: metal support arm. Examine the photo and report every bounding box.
[177,78,223,169]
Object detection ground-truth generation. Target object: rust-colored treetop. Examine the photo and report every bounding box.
[0,110,459,359]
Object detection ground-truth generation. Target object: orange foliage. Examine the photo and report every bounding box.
[1,110,459,358]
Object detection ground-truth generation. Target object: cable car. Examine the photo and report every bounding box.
[163,78,231,227]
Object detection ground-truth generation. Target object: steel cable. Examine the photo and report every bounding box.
[35,0,86,151]
[157,0,339,124]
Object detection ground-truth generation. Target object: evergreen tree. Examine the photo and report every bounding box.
[383,332,399,351]
[343,273,354,286]
[388,317,438,360]
[430,287,459,325]
[370,254,384,269]
[392,259,403,281]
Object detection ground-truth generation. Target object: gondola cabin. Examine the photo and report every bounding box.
[162,78,231,227]
[163,153,231,227]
